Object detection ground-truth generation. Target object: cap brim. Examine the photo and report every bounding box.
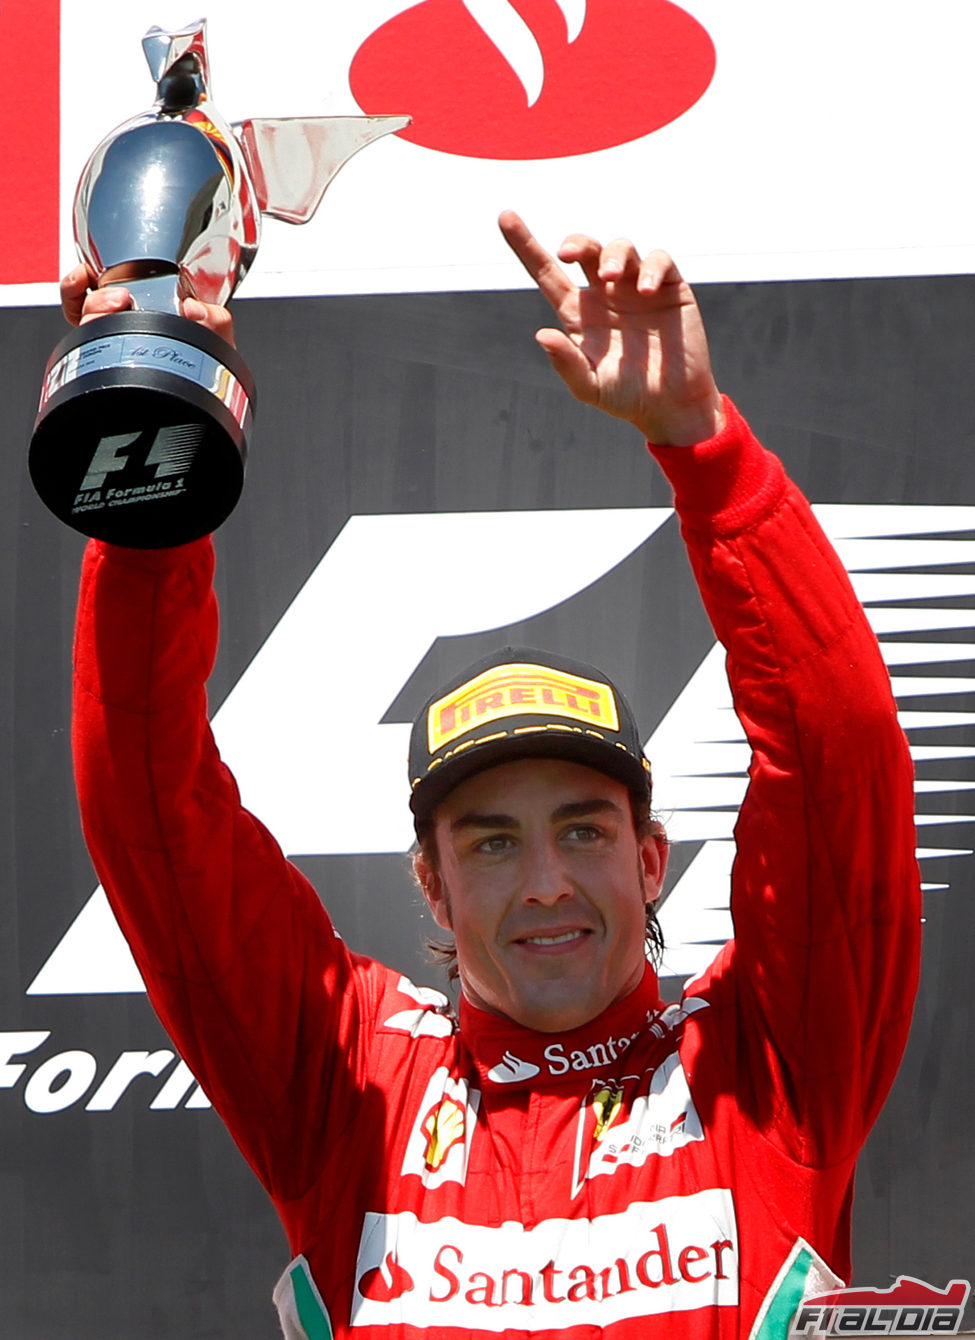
[410,729,650,822]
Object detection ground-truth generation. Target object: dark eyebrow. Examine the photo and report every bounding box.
[551,798,624,823]
[450,811,518,834]
[450,797,623,834]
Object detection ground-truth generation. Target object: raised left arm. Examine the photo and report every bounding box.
[499,210,724,446]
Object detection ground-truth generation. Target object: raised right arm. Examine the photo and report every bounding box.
[64,253,394,1202]
[73,534,388,1201]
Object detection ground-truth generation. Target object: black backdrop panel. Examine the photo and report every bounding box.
[2,275,973,1335]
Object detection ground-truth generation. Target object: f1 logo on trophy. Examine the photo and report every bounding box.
[28,19,408,547]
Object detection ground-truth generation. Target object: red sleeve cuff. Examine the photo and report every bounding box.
[89,534,214,573]
[647,395,788,536]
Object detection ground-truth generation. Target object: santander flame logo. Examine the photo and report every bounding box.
[358,1252,416,1302]
[349,0,716,159]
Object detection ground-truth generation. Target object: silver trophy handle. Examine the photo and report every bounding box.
[234,115,410,224]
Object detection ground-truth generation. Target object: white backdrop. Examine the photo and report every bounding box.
[3,0,974,307]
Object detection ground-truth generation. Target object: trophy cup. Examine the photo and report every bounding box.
[28,20,408,547]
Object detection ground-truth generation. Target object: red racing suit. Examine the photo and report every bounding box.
[72,399,921,1340]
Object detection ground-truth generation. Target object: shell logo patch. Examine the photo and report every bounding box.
[428,663,619,753]
[422,1094,467,1171]
[402,1067,481,1188]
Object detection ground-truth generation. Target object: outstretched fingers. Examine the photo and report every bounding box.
[499,210,578,313]
[501,214,721,441]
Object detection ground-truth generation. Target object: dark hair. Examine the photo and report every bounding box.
[414,788,666,982]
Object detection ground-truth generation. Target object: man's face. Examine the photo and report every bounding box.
[416,757,666,1033]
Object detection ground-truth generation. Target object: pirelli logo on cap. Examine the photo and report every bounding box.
[428,664,620,754]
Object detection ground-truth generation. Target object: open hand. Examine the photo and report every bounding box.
[499,211,723,446]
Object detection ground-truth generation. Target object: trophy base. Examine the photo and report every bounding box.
[29,311,256,548]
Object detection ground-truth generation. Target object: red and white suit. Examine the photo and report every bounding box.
[72,399,921,1339]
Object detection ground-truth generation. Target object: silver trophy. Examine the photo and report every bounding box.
[29,19,408,547]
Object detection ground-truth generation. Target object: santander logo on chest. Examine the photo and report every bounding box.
[349,0,716,159]
[351,1193,738,1328]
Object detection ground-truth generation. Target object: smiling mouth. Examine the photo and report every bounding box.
[518,929,591,947]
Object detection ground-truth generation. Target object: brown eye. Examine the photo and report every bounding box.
[565,825,601,843]
[476,834,514,855]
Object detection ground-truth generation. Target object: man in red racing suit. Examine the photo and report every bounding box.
[68,216,920,1339]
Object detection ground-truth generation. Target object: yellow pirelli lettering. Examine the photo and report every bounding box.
[427,663,619,753]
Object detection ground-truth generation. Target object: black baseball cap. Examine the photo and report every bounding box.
[408,646,652,825]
